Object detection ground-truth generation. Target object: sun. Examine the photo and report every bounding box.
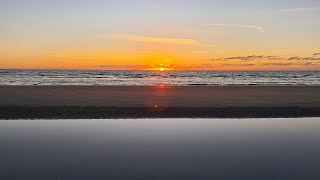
[159,67,165,72]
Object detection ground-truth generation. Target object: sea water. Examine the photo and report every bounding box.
[1,69,320,86]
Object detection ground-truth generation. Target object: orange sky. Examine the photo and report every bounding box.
[1,0,320,70]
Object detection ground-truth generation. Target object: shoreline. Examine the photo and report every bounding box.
[2,85,320,87]
[1,85,320,119]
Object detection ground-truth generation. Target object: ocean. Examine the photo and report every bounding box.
[0,69,320,86]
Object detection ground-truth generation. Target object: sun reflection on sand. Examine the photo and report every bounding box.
[143,85,172,108]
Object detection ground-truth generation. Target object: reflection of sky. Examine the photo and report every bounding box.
[1,118,320,179]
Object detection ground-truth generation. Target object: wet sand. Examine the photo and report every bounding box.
[1,118,320,180]
[1,86,320,119]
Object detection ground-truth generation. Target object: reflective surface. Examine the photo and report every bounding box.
[1,118,320,180]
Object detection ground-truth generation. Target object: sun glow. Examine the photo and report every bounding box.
[159,68,165,72]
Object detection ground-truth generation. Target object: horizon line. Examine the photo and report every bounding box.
[0,68,319,72]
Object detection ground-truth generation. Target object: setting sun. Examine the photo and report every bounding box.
[159,68,165,72]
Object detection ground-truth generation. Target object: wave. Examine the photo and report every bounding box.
[0,70,319,86]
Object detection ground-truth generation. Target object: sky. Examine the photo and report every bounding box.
[1,0,320,70]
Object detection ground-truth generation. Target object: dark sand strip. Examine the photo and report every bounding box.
[1,86,320,119]
[1,106,320,119]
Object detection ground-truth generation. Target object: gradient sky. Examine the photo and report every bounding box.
[1,0,320,70]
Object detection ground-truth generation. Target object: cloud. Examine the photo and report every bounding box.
[97,64,217,70]
[222,63,256,67]
[208,24,265,32]
[278,8,320,17]
[303,62,320,66]
[263,63,295,66]
[97,64,175,70]
[287,57,302,60]
[174,64,215,69]
[107,34,200,46]
[212,53,320,62]
[288,56,320,61]
[212,55,280,61]
[280,7,320,13]
[98,65,150,70]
